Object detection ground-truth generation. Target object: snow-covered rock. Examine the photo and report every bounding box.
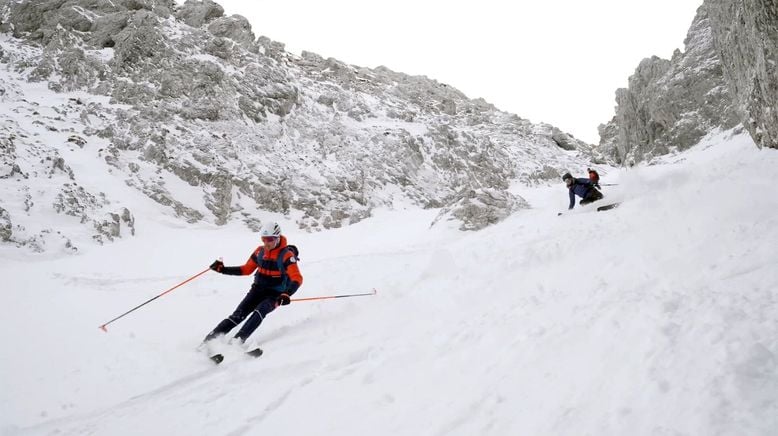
[598,6,740,164]
[431,188,530,231]
[0,0,597,252]
[707,0,778,150]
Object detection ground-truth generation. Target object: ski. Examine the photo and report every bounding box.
[596,202,620,212]
[558,202,621,215]
[208,347,263,365]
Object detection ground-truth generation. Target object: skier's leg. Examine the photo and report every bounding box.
[580,189,603,205]
[233,295,278,343]
[203,284,263,342]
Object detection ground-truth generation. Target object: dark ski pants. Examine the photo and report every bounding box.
[580,189,603,206]
[204,283,281,343]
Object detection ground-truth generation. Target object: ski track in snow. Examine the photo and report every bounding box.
[2,131,778,436]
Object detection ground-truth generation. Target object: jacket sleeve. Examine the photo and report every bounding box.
[578,178,593,187]
[568,189,575,209]
[282,250,303,294]
[222,248,259,276]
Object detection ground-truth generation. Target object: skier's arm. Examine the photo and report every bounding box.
[220,250,259,276]
[568,189,575,209]
[282,251,303,295]
[583,178,600,190]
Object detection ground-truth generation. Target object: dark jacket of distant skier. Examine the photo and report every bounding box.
[563,173,603,209]
[203,221,303,344]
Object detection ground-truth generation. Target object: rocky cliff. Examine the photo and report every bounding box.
[0,0,597,252]
[707,0,778,150]
[599,1,778,162]
[598,6,741,165]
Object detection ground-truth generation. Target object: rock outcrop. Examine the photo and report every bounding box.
[0,0,598,252]
[431,188,530,231]
[707,0,778,149]
[598,6,740,164]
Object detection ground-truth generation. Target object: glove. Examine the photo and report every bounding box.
[209,260,224,273]
[276,293,291,306]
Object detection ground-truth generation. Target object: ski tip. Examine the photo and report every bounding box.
[99,325,108,332]
[596,202,621,212]
[372,288,378,295]
[247,348,264,358]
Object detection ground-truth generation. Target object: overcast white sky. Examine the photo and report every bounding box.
[210,0,702,144]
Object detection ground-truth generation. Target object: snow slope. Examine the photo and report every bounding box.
[1,130,777,436]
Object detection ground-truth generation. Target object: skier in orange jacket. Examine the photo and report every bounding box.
[203,221,302,344]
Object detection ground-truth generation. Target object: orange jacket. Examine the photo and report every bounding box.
[230,236,303,293]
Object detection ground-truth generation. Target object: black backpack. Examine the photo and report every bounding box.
[255,245,300,274]
[284,245,299,261]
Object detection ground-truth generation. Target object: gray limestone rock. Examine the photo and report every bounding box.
[93,207,135,243]
[432,188,530,231]
[0,134,16,178]
[89,12,129,48]
[204,172,233,225]
[175,0,224,28]
[4,0,70,40]
[599,6,740,164]
[56,47,107,91]
[0,0,595,253]
[53,183,107,217]
[207,15,255,48]
[0,206,11,242]
[111,9,168,71]
[526,165,565,185]
[122,0,175,16]
[707,0,778,149]
[551,128,579,151]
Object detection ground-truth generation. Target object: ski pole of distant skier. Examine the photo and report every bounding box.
[98,267,211,332]
[291,288,378,302]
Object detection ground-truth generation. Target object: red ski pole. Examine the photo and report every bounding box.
[290,288,377,302]
[98,267,211,332]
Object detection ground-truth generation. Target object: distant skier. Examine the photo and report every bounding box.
[203,221,303,345]
[587,168,601,188]
[563,172,603,209]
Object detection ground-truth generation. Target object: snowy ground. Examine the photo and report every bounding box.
[1,130,777,436]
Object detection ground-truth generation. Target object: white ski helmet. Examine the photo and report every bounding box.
[259,221,282,238]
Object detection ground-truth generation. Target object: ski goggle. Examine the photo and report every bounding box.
[261,236,279,243]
